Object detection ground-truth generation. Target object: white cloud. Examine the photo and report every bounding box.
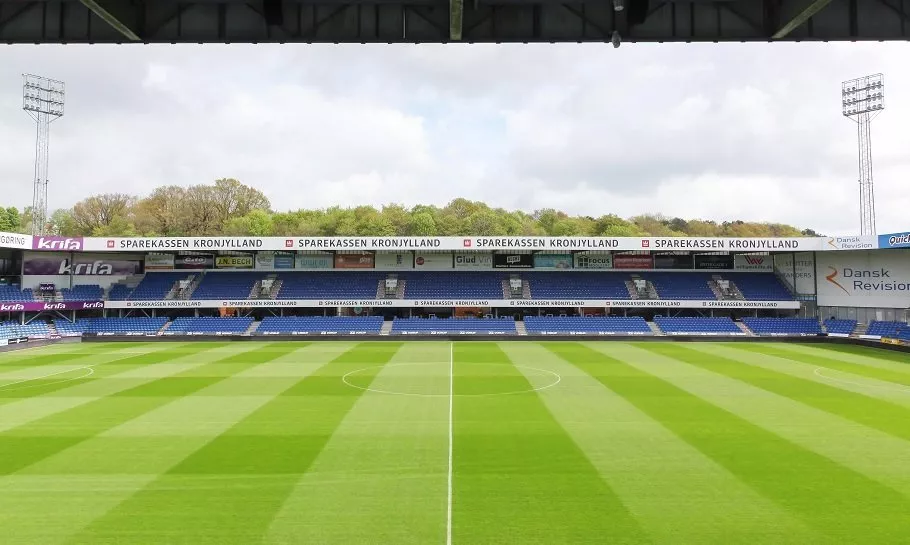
[0,41,908,236]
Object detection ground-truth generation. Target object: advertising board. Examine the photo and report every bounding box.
[23,255,142,276]
[175,253,214,269]
[532,254,573,269]
[774,252,815,295]
[493,254,533,269]
[453,253,492,269]
[145,254,174,270]
[375,252,414,270]
[31,236,83,251]
[613,255,654,269]
[734,254,773,272]
[573,253,612,269]
[295,254,333,269]
[215,255,254,269]
[0,232,30,250]
[257,251,295,269]
[414,253,453,270]
[335,254,375,269]
[878,232,910,250]
[0,301,104,312]
[654,254,694,270]
[816,250,910,308]
[693,254,733,270]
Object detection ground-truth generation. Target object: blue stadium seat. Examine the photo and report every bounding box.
[392,317,516,335]
[60,284,103,301]
[167,317,253,335]
[125,272,193,300]
[866,321,906,338]
[823,319,857,335]
[399,272,505,299]
[524,316,651,335]
[276,272,384,299]
[525,273,629,299]
[742,318,822,336]
[733,274,793,300]
[55,317,168,336]
[0,320,50,338]
[258,316,383,335]
[0,285,35,302]
[643,273,716,300]
[654,317,743,335]
[191,272,262,300]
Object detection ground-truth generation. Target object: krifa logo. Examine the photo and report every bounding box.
[825,267,849,295]
[34,237,83,251]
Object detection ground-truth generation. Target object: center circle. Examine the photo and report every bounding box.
[342,362,561,397]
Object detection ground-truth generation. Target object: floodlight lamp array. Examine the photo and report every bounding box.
[841,78,884,116]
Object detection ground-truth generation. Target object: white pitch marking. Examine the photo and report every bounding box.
[340,362,562,398]
[813,366,910,393]
[447,342,454,545]
[0,365,96,392]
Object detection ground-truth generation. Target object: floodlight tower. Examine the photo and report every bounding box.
[22,74,65,236]
[841,74,884,236]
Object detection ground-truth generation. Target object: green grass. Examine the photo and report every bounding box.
[0,340,908,544]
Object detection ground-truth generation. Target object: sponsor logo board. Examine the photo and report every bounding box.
[23,256,142,276]
[453,253,493,269]
[734,254,773,272]
[414,253,453,269]
[334,253,374,269]
[532,254,573,269]
[295,254,333,269]
[215,255,254,269]
[816,250,910,307]
[0,301,104,312]
[574,253,612,269]
[32,236,83,251]
[613,255,654,269]
[879,232,910,249]
[826,236,877,251]
[175,253,214,269]
[0,232,30,249]
[104,299,800,309]
[375,252,414,270]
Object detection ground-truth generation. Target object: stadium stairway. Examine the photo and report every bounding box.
[735,322,755,336]
[245,321,260,335]
[515,321,528,336]
[158,321,173,335]
[853,323,869,337]
[647,321,662,335]
[380,320,394,335]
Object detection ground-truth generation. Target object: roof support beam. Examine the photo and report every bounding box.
[450,0,463,40]
[79,0,141,41]
[772,0,833,39]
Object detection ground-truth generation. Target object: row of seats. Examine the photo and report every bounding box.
[258,316,384,334]
[55,317,167,336]
[524,316,651,334]
[0,320,50,338]
[37,272,796,302]
[823,319,858,335]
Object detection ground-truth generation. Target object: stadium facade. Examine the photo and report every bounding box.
[0,232,908,344]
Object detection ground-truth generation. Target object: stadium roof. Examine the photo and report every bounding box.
[0,0,907,44]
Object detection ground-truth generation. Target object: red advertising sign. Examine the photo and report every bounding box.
[613,255,654,269]
[334,253,375,269]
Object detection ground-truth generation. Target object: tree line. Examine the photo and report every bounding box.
[4,178,822,238]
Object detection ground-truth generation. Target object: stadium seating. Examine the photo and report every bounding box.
[654,317,743,335]
[823,319,857,335]
[866,321,906,338]
[896,325,910,343]
[733,274,793,300]
[258,316,384,335]
[524,273,629,299]
[400,272,504,299]
[0,285,35,302]
[276,272,384,299]
[392,317,516,335]
[117,272,191,300]
[167,317,253,335]
[0,320,50,338]
[191,272,260,300]
[60,284,103,301]
[107,284,133,301]
[523,316,651,335]
[742,317,822,336]
[644,273,716,300]
[55,317,168,336]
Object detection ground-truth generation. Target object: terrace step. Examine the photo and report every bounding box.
[515,321,528,336]
[245,321,261,335]
[736,321,755,336]
[158,321,172,335]
[380,320,394,335]
[647,321,663,335]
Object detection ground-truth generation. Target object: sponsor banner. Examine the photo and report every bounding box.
[255,252,274,270]
[0,301,104,312]
[825,236,877,251]
[274,252,295,269]
[255,251,296,270]
[32,236,83,251]
[0,231,30,250]
[104,299,801,310]
[144,254,174,270]
[493,254,533,269]
[653,254,694,270]
[215,255,254,269]
[23,256,141,276]
[453,253,493,269]
[613,255,654,269]
[375,252,414,270]
[175,253,214,269]
[533,253,573,269]
[734,254,773,272]
[816,249,910,308]
[574,253,613,269]
[295,254,333,269]
[77,236,845,253]
[693,254,734,270]
[335,253,374,269]
[414,253,453,270]
[879,232,910,249]
[775,253,815,295]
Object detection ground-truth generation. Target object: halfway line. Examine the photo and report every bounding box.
[447,342,454,545]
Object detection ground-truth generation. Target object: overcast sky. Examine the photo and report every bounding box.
[0,42,907,236]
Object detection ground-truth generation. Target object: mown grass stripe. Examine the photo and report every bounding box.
[452,342,649,545]
[646,343,910,443]
[505,342,816,545]
[773,343,910,373]
[567,342,910,543]
[0,343,296,476]
[735,343,910,386]
[68,342,402,545]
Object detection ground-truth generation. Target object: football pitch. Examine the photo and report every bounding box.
[1,340,910,544]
